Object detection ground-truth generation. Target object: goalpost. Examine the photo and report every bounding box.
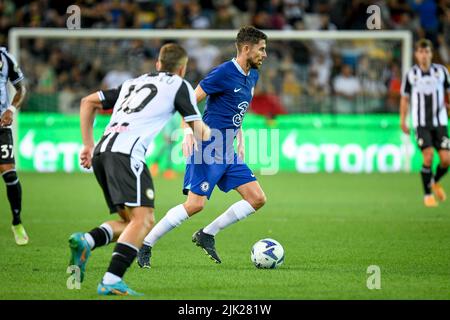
[8,28,413,172]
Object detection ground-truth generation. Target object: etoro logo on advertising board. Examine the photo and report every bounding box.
[16,114,419,173]
[20,130,87,172]
[282,132,415,173]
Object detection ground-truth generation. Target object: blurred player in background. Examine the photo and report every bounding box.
[0,47,28,245]
[400,39,450,207]
[138,26,267,267]
[149,113,181,180]
[68,43,210,296]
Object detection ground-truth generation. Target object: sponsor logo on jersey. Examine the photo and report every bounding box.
[232,101,249,127]
[418,138,424,147]
[104,124,130,135]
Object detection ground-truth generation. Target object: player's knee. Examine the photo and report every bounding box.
[249,192,266,210]
[184,201,204,216]
[117,207,130,223]
[439,153,450,167]
[2,169,18,185]
[422,153,433,166]
[142,212,155,231]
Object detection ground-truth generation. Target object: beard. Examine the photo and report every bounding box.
[248,58,262,69]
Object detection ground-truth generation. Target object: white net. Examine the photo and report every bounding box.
[11,29,411,115]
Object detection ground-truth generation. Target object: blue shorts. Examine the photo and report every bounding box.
[183,152,257,199]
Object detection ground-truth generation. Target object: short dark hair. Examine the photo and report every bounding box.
[158,43,188,72]
[236,26,267,52]
[415,39,433,51]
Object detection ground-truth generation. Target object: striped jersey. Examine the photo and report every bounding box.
[94,72,201,163]
[0,47,24,115]
[401,63,450,128]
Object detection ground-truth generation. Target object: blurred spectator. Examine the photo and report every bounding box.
[212,2,237,29]
[251,83,288,118]
[408,0,439,44]
[282,70,303,113]
[184,58,203,87]
[386,62,402,112]
[7,0,450,115]
[186,39,221,75]
[171,0,190,29]
[309,53,332,94]
[35,62,56,94]
[101,63,133,90]
[333,64,361,113]
[189,0,211,29]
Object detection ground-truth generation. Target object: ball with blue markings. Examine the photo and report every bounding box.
[251,238,284,269]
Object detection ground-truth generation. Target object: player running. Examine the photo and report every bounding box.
[400,39,450,207]
[137,26,268,267]
[0,47,28,245]
[68,43,210,296]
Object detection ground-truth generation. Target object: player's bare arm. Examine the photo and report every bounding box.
[400,95,410,135]
[79,92,103,169]
[181,85,209,157]
[237,128,245,161]
[0,82,26,127]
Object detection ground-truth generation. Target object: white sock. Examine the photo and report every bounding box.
[203,200,255,236]
[102,272,122,285]
[100,223,114,242]
[84,233,95,249]
[84,223,114,250]
[143,204,189,247]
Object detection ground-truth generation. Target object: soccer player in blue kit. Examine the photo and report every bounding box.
[137,26,268,266]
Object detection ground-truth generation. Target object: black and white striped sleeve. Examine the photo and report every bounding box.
[443,65,450,92]
[97,86,121,110]
[401,71,411,97]
[3,50,24,85]
[174,80,202,122]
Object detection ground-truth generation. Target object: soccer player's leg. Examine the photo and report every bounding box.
[0,128,28,245]
[139,161,221,267]
[97,154,155,295]
[198,161,264,262]
[416,128,438,207]
[432,128,450,201]
[98,206,154,296]
[68,153,123,282]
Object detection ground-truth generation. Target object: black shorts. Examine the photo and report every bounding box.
[0,128,15,165]
[415,126,450,151]
[92,152,155,214]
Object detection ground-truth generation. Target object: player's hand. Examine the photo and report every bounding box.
[401,121,409,135]
[238,143,245,161]
[0,110,13,127]
[182,130,198,157]
[80,145,94,169]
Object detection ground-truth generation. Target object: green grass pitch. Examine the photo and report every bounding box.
[0,172,449,300]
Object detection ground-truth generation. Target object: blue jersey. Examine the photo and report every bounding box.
[183,58,259,199]
[200,58,259,132]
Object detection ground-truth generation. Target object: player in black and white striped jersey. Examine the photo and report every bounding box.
[68,43,211,296]
[400,39,450,207]
[0,47,29,245]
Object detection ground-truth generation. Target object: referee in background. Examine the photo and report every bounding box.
[400,39,450,207]
[0,47,28,244]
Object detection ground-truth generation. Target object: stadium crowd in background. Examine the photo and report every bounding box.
[1,0,449,115]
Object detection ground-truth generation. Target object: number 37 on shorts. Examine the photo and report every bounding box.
[0,144,14,160]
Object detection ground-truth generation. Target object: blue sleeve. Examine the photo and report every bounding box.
[199,65,226,95]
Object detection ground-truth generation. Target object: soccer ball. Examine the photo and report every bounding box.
[251,238,284,269]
